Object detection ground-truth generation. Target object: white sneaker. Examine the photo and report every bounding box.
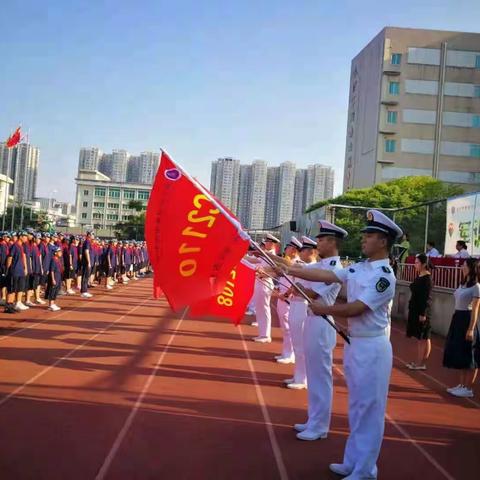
[447,384,463,394]
[35,298,46,305]
[81,292,93,298]
[283,377,295,385]
[253,336,271,343]
[329,464,353,476]
[286,382,307,390]
[67,289,76,295]
[451,386,474,398]
[296,430,327,441]
[48,305,61,311]
[276,357,295,364]
[293,423,308,432]
[24,301,36,307]
[250,321,259,327]
[245,309,255,316]
[106,285,113,290]
[15,302,29,311]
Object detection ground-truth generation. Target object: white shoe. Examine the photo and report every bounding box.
[293,423,308,432]
[450,386,474,398]
[106,285,113,290]
[15,303,29,311]
[329,463,353,476]
[276,357,295,364]
[251,321,258,327]
[24,301,36,307]
[48,305,61,311]
[296,429,327,441]
[67,289,76,295]
[81,292,93,298]
[286,382,307,390]
[447,384,463,394]
[35,298,46,305]
[245,309,255,316]
[283,377,295,385]
[253,336,272,343]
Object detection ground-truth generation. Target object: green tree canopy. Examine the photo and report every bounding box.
[306,176,463,258]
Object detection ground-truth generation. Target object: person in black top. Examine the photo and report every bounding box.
[47,246,64,311]
[406,253,433,370]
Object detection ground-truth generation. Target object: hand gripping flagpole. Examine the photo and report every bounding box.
[162,149,349,344]
[249,240,350,344]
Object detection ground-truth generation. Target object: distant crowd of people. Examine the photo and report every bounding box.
[0,230,150,313]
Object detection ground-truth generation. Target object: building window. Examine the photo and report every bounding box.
[93,202,104,208]
[389,82,400,95]
[109,189,120,198]
[387,111,398,124]
[475,86,480,98]
[83,190,89,196]
[385,139,396,153]
[82,201,88,207]
[94,187,106,197]
[93,213,103,219]
[391,53,402,65]
[81,213,87,219]
[122,215,131,221]
[476,55,480,69]
[470,144,480,158]
[106,214,119,221]
[123,189,135,199]
[137,191,150,200]
[473,115,480,128]
[107,203,119,209]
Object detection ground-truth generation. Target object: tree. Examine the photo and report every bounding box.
[128,200,144,212]
[305,176,463,258]
[114,212,145,240]
[1,205,52,232]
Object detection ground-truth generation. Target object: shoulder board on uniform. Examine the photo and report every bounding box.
[330,260,336,266]
[381,266,391,273]
[349,268,355,273]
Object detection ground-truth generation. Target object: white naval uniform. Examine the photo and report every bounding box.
[335,258,396,480]
[277,257,303,359]
[253,250,276,339]
[288,259,311,385]
[302,256,343,434]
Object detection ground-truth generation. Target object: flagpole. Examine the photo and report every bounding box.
[2,147,12,231]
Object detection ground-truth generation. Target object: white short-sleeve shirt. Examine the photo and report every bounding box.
[335,258,396,336]
[303,256,343,307]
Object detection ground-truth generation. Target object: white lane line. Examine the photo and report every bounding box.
[332,362,456,480]
[0,282,142,342]
[239,326,289,480]
[95,307,188,480]
[0,297,151,408]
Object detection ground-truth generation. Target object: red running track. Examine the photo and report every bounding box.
[0,278,478,479]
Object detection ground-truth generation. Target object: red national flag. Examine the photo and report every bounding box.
[6,127,21,148]
[145,151,250,310]
[189,260,256,325]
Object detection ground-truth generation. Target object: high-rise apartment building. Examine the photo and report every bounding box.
[210,157,241,212]
[210,159,334,229]
[79,147,101,171]
[0,142,39,201]
[344,27,480,192]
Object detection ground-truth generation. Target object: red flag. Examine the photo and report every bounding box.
[189,260,256,325]
[146,151,250,310]
[6,127,21,148]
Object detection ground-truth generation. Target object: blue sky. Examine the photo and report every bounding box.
[1,0,479,202]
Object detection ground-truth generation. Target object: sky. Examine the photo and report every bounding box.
[1,0,479,203]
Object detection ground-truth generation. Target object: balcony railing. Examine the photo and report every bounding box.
[397,263,463,290]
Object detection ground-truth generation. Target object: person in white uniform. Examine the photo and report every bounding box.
[284,236,318,390]
[292,221,347,441]
[246,234,280,343]
[273,236,303,364]
[283,210,402,480]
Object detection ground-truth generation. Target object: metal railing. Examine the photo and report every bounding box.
[397,263,462,290]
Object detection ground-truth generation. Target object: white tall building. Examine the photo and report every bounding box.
[305,164,335,208]
[110,149,128,183]
[249,160,268,229]
[264,167,280,228]
[210,157,241,212]
[78,147,102,171]
[277,161,296,225]
[137,152,161,184]
[293,169,307,219]
[0,142,39,202]
[237,164,252,228]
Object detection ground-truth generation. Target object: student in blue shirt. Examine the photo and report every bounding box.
[5,232,28,313]
[47,246,64,311]
[80,232,93,298]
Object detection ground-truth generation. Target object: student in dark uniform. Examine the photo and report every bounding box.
[47,246,64,311]
[5,231,28,313]
[39,233,51,290]
[67,235,79,294]
[31,233,45,305]
[80,232,93,298]
[23,230,36,307]
[405,253,433,370]
[0,232,10,306]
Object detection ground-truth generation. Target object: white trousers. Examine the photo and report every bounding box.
[289,300,308,384]
[254,279,273,338]
[304,315,337,433]
[277,299,293,358]
[343,336,392,479]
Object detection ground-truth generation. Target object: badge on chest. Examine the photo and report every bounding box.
[376,277,390,292]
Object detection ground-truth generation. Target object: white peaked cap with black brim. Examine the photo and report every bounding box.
[286,236,303,249]
[264,233,280,243]
[361,210,403,239]
[316,220,348,239]
[300,236,317,249]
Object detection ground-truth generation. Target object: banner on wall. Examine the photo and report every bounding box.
[445,193,480,256]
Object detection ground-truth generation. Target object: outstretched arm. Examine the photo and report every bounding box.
[282,265,341,284]
[310,300,368,318]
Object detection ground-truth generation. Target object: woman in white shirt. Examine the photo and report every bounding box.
[443,258,479,398]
